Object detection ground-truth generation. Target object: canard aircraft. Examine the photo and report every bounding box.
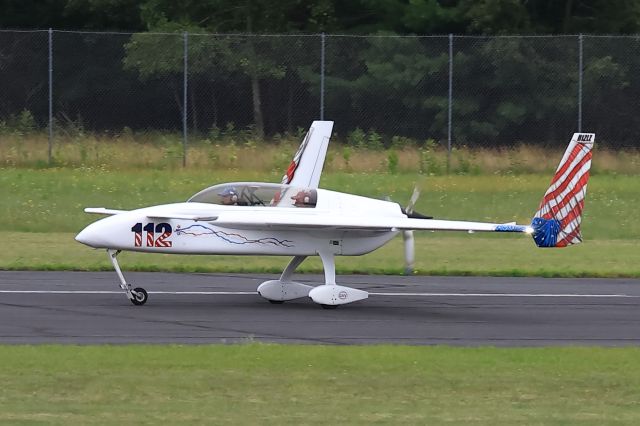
[76,121,594,308]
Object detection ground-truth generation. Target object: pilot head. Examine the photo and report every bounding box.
[291,190,314,207]
[218,187,238,205]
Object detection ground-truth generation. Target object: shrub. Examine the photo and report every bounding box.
[367,129,384,150]
[348,128,366,148]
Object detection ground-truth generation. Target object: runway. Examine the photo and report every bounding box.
[1,271,639,346]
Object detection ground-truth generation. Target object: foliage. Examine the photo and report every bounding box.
[419,139,443,175]
[341,145,352,170]
[5,5,640,148]
[347,127,366,147]
[386,149,399,174]
[0,109,38,135]
[5,0,640,35]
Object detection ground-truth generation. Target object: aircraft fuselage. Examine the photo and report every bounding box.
[75,188,401,256]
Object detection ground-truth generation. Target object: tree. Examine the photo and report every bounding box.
[127,0,321,137]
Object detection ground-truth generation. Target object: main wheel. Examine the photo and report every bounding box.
[130,287,148,306]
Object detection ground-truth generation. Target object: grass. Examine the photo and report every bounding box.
[1,168,638,276]
[2,232,639,277]
[0,345,639,424]
[1,169,638,239]
[0,143,638,424]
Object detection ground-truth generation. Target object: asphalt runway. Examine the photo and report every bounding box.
[1,271,639,346]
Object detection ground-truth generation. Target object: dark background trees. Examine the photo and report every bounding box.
[1,1,640,146]
[3,1,640,35]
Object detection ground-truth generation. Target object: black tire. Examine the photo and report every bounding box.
[131,287,148,306]
[268,300,285,304]
[320,304,338,310]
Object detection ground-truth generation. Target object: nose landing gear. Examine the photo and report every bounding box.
[107,249,148,306]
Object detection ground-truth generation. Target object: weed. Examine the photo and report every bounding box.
[348,128,366,148]
[419,139,443,175]
[387,149,399,174]
[367,129,384,150]
[342,146,352,171]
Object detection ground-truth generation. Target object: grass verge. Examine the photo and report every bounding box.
[1,169,639,240]
[1,169,638,277]
[3,232,639,277]
[0,345,639,424]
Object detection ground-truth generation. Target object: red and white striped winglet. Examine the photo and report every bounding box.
[533,133,594,247]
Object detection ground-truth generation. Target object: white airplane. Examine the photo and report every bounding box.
[76,121,594,308]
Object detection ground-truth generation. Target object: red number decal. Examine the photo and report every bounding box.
[154,223,173,247]
[132,222,172,248]
[131,223,142,247]
[143,222,155,247]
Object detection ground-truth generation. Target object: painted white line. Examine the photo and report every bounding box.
[151,291,257,295]
[370,292,637,298]
[0,290,255,295]
[0,290,637,298]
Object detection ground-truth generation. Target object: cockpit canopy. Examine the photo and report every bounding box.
[187,182,318,208]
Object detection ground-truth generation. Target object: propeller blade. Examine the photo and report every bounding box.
[402,185,421,275]
[406,186,420,215]
[402,230,415,275]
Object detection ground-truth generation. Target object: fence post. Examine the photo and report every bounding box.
[320,32,326,120]
[183,31,188,168]
[48,28,53,166]
[447,33,453,174]
[578,33,583,133]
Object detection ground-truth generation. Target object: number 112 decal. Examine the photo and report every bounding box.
[131,222,173,247]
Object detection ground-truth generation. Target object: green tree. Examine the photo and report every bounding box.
[126,0,325,137]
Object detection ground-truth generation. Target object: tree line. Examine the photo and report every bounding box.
[3,1,640,35]
[2,1,640,147]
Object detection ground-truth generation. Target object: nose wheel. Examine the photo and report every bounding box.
[107,249,149,306]
[130,287,148,306]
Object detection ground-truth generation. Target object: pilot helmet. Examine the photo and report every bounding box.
[218,187,238,202]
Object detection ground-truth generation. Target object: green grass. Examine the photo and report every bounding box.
[1,169,638,239]
[2,232,639,277]
[0,345,639,424]
[1,168,639,276]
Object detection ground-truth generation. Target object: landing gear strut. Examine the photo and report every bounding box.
[107,249,148,306]
[257,255,313,303]
[308,250,369,308]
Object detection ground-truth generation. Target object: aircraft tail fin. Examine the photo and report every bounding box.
[282,121,333,189]
[531,133,595,247]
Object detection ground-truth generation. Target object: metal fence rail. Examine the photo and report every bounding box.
[0,30,638,166]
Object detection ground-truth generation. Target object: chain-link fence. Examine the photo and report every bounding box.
[1,30,638,165]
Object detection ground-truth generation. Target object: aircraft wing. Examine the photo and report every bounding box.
[85,207,128,215]
[210,213,532,233]
[84,207,216,221]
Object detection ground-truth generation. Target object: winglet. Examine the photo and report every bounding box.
[282,121,334,189]
[531,133,594,247]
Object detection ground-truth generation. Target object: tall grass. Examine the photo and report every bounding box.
[1,132,638,175]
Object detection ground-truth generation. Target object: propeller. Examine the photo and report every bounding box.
[402,187,420,275]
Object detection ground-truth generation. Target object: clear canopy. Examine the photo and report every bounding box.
[187,182,317,208]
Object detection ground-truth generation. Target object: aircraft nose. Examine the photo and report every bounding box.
[75,222,106,248]
[75,226,95,247]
